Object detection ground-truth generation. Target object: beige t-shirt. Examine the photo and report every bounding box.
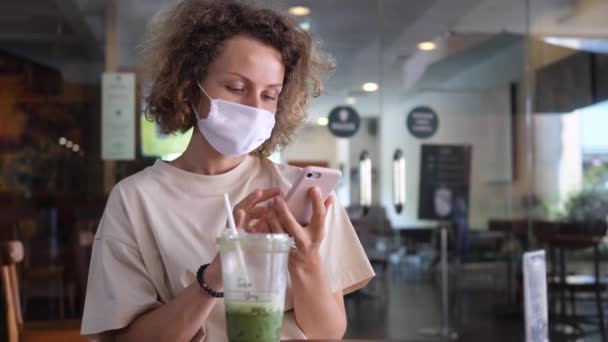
[80,156,375,341]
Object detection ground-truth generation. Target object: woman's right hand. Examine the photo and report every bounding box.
[208,188,281,290]
[232,188,282,232]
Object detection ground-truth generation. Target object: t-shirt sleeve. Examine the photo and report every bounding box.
[80,187,162,340]
[319,196,375,294]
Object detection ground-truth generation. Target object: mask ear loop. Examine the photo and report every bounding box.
[193,81,213,120]
[191,104,202,120]
[196,81,213,100]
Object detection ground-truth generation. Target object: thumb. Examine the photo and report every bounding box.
[233,208,246,228]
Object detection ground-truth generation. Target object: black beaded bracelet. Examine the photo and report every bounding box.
[196,264,224,298]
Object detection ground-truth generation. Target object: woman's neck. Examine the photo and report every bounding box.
[170,130,245,176]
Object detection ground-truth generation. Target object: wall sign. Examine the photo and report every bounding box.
[328,106,360,138]
[102,72,136,160]
[418,144,472,220]
[407,106,439,139]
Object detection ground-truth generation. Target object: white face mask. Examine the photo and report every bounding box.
[194,81,276,156]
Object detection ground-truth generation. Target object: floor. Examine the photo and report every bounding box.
[344,259,605,342]
[13,257,608,342]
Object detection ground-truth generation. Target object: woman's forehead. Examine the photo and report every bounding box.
[207,36,285,85]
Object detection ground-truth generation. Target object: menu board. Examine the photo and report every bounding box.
[418,144,472,220]
[102,72,136,160]
[523,250,549,342]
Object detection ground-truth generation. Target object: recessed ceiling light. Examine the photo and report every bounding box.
[418,41,436,51]
[299,21,311,31]
[345,96,357,105]
[58,137,66,145]
[289,6,310,16]
[317,117,329,126]
[362,83,378,92]
[73,144,80,152]
[66,140,73,148]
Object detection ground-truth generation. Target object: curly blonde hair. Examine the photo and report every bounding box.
[140,0,334,156]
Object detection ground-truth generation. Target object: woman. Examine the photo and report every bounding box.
[81,1,374,341]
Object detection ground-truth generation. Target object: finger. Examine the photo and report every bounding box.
[234,208,246,228]
[324,194,335,211]
[272,196,305,245]
[235,189,262,213]
[244,214,266,231]
[242,207,271,231]
[247,206,270,219]
[235,188,282,212]
[267,209,286,235]
[242,223,256,233]
[309,187,327,241]
[250,218,271,233]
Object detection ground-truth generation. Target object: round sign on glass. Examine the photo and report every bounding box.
[327,106,360,138]
[407,106,438,139]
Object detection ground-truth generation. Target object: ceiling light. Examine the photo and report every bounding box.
[58,137,66,145]
[345,96,357,105]
[362,83,379,92]
[72,144,80,152]
[299,21,311,31]
[317,117,329,126]
[289,6,310,16]
[66,140,73,148]
[544,36,608,53]
[417,41,436,51]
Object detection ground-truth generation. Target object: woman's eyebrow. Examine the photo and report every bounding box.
[221,71,282,88]
[221,71,249,81]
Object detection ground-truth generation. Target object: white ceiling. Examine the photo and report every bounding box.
[0,0,105,82]
[1,0,607,119]
[454,0,608,36]
[87,0,492,118]
[113,0,457,119]
[256,0,490,119]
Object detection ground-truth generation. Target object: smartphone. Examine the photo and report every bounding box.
[285,166,342,225]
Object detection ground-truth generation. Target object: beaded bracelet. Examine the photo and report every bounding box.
[196,264,224,298]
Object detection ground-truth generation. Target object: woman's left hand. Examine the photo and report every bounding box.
[266,187,334,266]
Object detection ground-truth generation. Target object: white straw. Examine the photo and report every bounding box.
[223,193,250,282]
[224,194,238,234]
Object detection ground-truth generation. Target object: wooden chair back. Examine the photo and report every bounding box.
[0,241,25,342]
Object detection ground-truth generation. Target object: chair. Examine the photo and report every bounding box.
[68,216,99,315]
[534,220,608,341]
[15,209,68,320]
[488,219,530,304]
[0,240,89,342]
[349,205,395,269]
[345,205,395,310]
[457,230,506,292]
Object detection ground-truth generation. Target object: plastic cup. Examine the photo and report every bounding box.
[217,231,293,342]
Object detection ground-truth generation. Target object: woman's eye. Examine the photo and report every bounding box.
[263,94,277,101]
[226,86,244,93]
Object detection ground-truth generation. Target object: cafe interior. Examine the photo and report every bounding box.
[1,0,608,341]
